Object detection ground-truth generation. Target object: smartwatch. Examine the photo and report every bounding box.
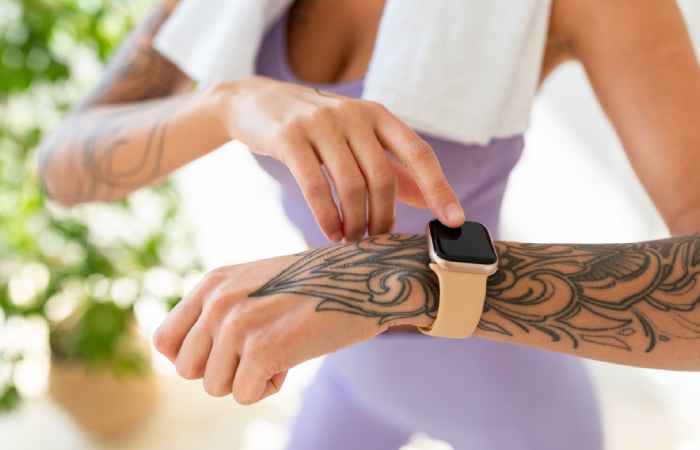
[420,220,499,338]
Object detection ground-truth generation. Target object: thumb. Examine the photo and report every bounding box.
[260,371,288,401]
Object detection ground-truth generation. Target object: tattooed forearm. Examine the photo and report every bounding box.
[481,236,700,366]
[38,1,191,204]
[39,87,219,206]
[39,99,177,204]
[250,234,439,326]
[251,234,700,370]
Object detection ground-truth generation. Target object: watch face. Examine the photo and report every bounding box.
[429,220,497,265]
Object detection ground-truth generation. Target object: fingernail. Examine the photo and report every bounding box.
[444,203,465,226]
[329,231,343,242]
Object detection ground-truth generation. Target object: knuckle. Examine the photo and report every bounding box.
[340,177,367,200]
[221,309,246,341]
[276,143,303,168]
[233,390,256,406]
[203,379,230,398]
[365,100,388,115]
[205,267,229,283]
[246,335,272,362]
[210,265,234,276]
[278,120,305,143]
[221,306,241,327]
[337,99,361,115]
[301,178,328,201]
[428,180,454,205]
[199,267,234,292]
[152,325,174,355]
[370,171,395,195]
[202,295,232,323]
[246,337,281,375]
[309,105,335,123]
[406,139,433,163]
[175,360,200,380]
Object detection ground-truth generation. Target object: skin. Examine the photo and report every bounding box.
[37,0,464,243]
[154,234,700,404]
[37,0,700,403]
[551,0,700,235]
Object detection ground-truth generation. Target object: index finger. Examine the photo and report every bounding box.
[372,107,465,227]
[153,273,218,361]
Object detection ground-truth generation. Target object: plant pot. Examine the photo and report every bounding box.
[48,359,159,438]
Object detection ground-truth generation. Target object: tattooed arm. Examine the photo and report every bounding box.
[38,2,461,244]
[37,0,231,205]
[481,236,700,370]
[154,233,700,404]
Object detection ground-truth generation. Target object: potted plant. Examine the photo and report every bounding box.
[47,300,158,437]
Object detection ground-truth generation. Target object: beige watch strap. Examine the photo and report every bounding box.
[419,263,487,339]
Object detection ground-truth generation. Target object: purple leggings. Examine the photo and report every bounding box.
[286,334,603,449]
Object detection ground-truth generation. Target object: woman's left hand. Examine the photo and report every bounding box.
[154,237,437,404]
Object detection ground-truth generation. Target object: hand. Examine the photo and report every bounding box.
[153,234,437,404]
[208,76,465,242]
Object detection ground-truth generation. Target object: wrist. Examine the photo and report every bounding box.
[200,77,251,143]
[204,75,266,144]
[407,312,436,330]
[387,244,439,330]
[294,234,440,332]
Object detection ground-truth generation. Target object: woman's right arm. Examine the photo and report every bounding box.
[40,1,465,240]
[37,0,222,206]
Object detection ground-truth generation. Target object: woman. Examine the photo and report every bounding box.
[39,1,700,449]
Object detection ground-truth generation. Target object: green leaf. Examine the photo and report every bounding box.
[0,384,21,413]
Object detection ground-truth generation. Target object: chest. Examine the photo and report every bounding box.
[285,0,572,86]
[285,0,384,84]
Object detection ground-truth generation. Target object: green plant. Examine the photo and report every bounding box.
[0,0,198,411]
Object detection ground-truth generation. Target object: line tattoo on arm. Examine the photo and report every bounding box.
[39,1,186,203]
[39,101,173,204]
[482,236,700,353]
[249,233,700,359]
[249,234,438,325]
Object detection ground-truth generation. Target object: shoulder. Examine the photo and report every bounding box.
[549,0,688,56]
[542,0,690,80]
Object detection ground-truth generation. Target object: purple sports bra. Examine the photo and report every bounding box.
[253,11,523,246]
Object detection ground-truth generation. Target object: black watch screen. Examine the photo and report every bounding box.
[429,220,497,265]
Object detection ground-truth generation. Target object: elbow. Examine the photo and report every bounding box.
[44,188,80,208]
[37,145,80,208]
[40,175,79,208]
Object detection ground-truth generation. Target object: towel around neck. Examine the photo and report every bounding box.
[154,0,552,145]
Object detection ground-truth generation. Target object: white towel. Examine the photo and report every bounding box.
[154,0,551,145]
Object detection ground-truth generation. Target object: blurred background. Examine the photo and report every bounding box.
[1,1,699,449]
